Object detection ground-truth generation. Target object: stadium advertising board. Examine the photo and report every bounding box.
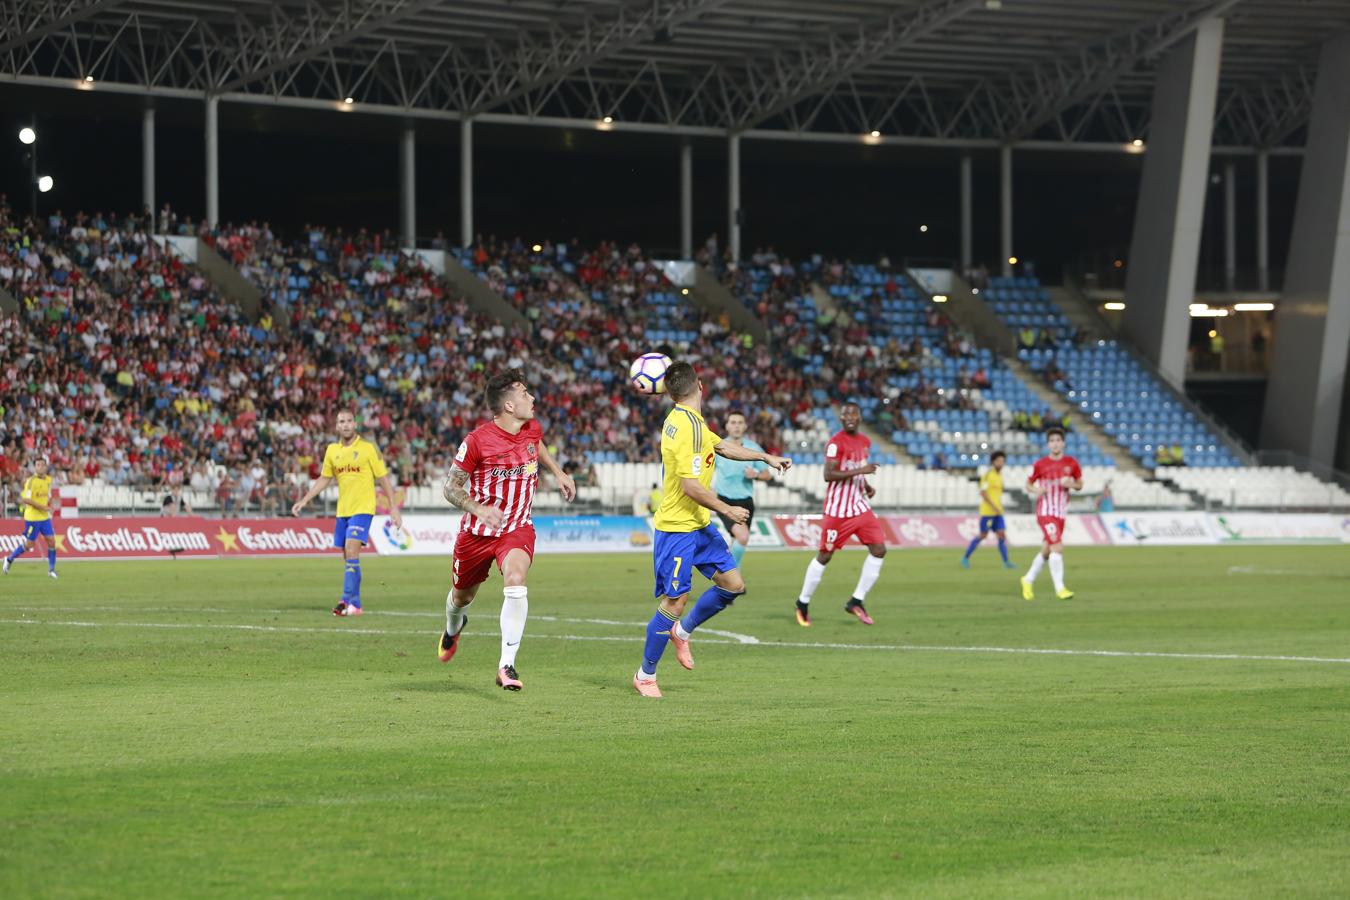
[368,515,463,556]
[772,514,900,550]
[1098,512,1219,545]
[709,517,784,549]
[1207,513,1346,544]
[370,515,654,556]
[772,514,1110,549]
[0,516,349,560]
[532,515,654,553]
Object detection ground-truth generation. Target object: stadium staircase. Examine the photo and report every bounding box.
[916,271,1148,478]
[192,238,265,323]
[1044,284,1106,339]
[693,265,767,344]
[442,252,530,330]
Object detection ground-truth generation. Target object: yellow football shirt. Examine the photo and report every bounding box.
[979,468,1004,516]
[22,475,53,522]
[653,404,722,533]
[321,437,388,517]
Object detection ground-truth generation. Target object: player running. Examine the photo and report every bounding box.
[961,450,1015,569]
[438,370,576,692]
[1020,427,1082,601]
[291,410,402,616]
[634,362,791,698]
[795,402,887,626]
[3,457,58,578]
[713,411,774,569]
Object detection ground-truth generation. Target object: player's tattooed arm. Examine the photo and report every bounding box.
[442,467,477,513]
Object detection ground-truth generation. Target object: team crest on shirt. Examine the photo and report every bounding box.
[528,445,536,458]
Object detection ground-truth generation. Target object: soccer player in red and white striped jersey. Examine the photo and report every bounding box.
[1020,427,1083,601]
[795,402,888,626]
[438,370,576,690]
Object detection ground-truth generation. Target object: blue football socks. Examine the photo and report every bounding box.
[998,537,1010,564]
[680,585,741,635]
[47,548,56,572]
[6,544,24,563]
[963,536,982,560]
[342,558,362,607]
[640,607,678,677]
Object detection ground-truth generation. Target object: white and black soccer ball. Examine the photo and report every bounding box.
[629,352,672,395]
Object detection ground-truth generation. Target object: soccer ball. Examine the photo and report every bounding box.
[629,353,672,394]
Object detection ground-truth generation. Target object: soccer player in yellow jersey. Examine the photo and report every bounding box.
[961,450,1015,569]
[4,457,58,578]
[292,410,402,616]
[633,362,791,698]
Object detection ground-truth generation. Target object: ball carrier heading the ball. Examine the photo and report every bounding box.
[795,402,887,626]
[633,362,792,698]
[438,370,576,691]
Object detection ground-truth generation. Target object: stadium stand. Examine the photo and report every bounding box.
[3,203,1345,517]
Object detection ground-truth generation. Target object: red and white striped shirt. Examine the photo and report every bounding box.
[453,418,544,536]
[822,430,872,518]
[1030,454,1082,519]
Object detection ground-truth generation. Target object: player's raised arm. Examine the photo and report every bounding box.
[714,440,791,473]
[536,441,576,502]
[679,476,748,526]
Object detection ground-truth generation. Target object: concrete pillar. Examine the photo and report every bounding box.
[1121,18,1225,388]
[460,117,473,248]
[999,144,1012,276]
[1261,33,1350,468]
[400,122,416,248]
[728,133,741,262]
[960,153,973,270]
[204,96,219,226]
[1223,160,1236,291]
[1256,148,1269,292]
[142,104,155,219]
[680,141,693,260]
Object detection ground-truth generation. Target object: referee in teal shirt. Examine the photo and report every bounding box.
[714,412,774,567]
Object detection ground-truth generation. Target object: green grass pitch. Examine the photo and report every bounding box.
[3,546,1349,898]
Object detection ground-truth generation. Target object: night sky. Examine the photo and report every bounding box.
[1,82,1300,284]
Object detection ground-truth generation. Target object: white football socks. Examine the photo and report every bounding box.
[798,558,828,604]
[1025,553,1046,583]
[1048,553,1066,592]
[852,554,885,600]
[445,591,468,635]
[500,585,528,668]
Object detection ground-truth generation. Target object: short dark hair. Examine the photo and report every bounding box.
[485,369,527,414]
[990,450,1006,462]
[1045,426,1065,440]
[840,400,860,411]
[664,361,698,401]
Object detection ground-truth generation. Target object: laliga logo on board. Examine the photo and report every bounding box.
[383,520,415,551]
[896,518,940,546]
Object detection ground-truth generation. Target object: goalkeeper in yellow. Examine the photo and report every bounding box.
[4,457,58,578]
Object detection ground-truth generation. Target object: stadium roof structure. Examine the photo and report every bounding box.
[2,0,1345,151]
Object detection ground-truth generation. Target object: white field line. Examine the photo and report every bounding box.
[3,616,1349,666]
[0,607,761,645]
